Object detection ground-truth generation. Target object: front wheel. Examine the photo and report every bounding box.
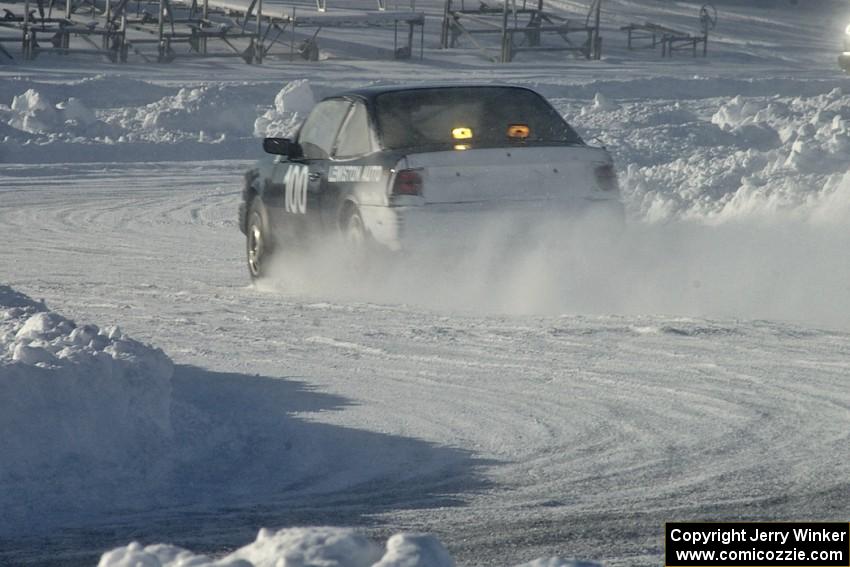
[246,199,274,281]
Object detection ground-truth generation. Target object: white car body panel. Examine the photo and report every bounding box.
[360,145,622,251]
[402,145,616,204]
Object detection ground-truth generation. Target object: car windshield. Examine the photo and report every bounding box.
[373,87,583,151]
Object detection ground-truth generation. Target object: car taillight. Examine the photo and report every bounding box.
[392,169,423,196]
[594,163,619,192]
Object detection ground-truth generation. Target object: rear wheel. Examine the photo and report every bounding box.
[340,205,369,274]
[343,207,366,247]
[246,199,273,281]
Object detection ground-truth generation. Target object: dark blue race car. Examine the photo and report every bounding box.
[238,84,623,280]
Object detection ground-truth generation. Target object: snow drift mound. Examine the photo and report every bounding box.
[0,79,313,162]
[254,79,314,138]
[98,527,597,567]
[0,284,174,532]
[566,86,850,223]
[0,88,118,140]
[107,84,261,143]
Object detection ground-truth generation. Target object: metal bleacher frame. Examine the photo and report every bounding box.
[439,0,602,63]
[0,0,424,63]
[620,4,716,58]
[621,22,707,57]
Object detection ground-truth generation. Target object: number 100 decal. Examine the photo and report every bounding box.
[283,165,308,214]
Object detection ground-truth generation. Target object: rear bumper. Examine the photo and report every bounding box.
[840,52,850,72]
[361,198,625,252]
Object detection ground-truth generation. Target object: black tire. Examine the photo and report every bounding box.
[246,199,274,281]
[340,205,370,274]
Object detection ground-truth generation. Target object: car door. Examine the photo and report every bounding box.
[272,98,351,234]
[321,100,384,225]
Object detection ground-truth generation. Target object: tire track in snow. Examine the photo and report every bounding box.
[1,163,849,566]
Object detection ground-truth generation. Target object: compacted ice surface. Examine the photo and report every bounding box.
[1,0,850,565]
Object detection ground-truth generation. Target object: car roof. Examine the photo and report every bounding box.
[324,84,542,105]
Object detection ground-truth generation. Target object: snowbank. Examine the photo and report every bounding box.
[566,86,850,224]
[98,527,597,567]
[1,88,116,138]
[107,85,261,143]
[254,79,314,138]
[0,284,174,532]
[0,78,314,162]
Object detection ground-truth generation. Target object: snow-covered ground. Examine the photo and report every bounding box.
[2,0,850,565]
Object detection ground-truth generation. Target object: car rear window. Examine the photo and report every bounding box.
[374,87,583,151]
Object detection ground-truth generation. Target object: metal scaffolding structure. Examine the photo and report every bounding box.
[620,3,716,58]
[439,0,601,63]
[0,0,424,63]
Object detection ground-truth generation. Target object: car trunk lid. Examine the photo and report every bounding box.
[401,145,616,205]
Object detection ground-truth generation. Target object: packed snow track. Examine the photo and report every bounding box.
[1,162,849,566]
[3,0,850,562]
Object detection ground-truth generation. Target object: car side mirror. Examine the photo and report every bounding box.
[263,137,302,158]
